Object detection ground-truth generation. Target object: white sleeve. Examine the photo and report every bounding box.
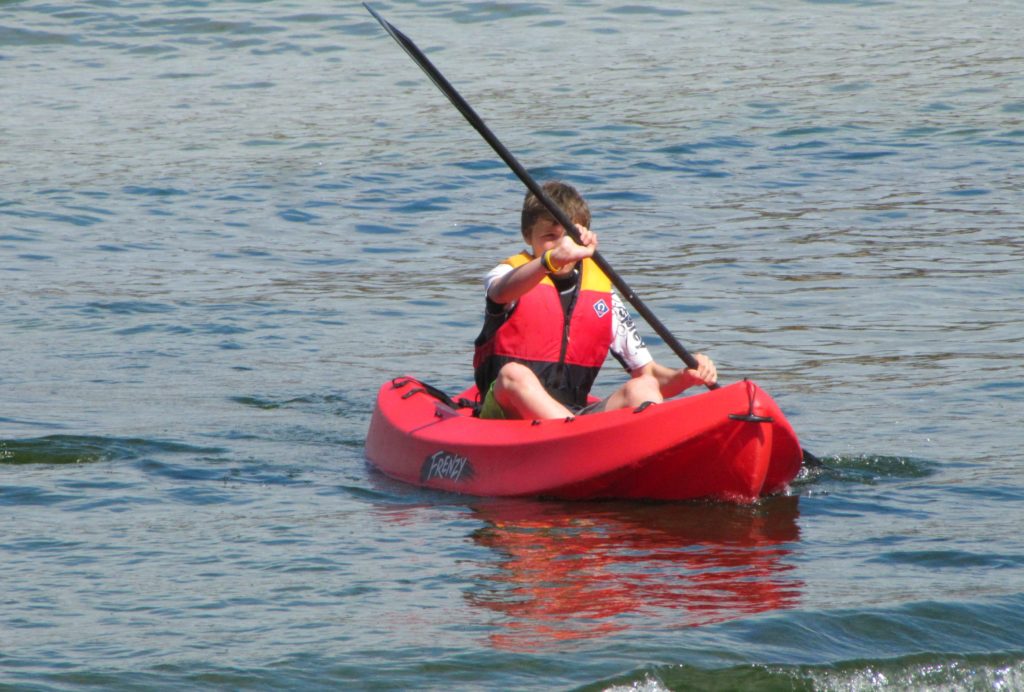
[484,263,514,297]
[483,263,515,312]
[610,292,653,372]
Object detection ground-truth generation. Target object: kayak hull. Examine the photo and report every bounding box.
[365,377,805,503]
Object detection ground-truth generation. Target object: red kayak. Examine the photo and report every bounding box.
[366,376,806,502]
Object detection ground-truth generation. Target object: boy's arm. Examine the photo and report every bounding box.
[631,355,717,399]
[489,225,598,304]
[486,256,549,305]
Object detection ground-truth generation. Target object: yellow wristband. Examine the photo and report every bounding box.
[542,249,562,273]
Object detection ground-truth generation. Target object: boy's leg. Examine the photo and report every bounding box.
[592,373,662,414]
[493,362,574,419]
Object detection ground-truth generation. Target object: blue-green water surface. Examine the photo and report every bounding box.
[2,1,1022,689]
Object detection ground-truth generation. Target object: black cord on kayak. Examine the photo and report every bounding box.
[394,377,480,415]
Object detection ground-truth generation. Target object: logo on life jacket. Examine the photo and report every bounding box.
[593,298,610,319]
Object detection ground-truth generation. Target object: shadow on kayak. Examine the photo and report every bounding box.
[463,495,803,651]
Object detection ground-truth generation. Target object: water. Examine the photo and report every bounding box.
[2,0,1022,688]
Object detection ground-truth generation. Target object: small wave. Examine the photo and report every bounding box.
[355,223,404,235]
[795,454,934,488]
[0,26,76,46]
[82,300,176,315]
[804,654,1024,691]
[278,208,320,223]
[0,435,224,466]
[230,392,353,412]
[122,185,188,197]
[871,549,1024,570]
[441,224,505,238]
[607,5,690,17]
[603,652,1024,691]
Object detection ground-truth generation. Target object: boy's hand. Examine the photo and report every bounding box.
[684,353,718,388]
[550,224,597,270]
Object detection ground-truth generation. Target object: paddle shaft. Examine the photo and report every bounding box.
[363,3,704,374]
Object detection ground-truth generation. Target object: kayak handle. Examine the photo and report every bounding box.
[728,413,775,423]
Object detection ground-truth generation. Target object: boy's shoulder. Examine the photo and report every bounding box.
[502,251,534,268]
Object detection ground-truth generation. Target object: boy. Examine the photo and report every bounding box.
[473,181,717,419]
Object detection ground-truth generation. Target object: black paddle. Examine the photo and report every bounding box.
[364,3,821,469]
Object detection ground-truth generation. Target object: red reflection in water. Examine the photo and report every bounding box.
[466,496,803,651]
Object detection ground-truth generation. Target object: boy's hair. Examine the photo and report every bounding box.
[520,181,591,241]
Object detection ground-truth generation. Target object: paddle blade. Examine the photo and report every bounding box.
[802,448,823,468]
[364,3,484,131]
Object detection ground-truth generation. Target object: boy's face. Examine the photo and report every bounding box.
[527,217,566,255]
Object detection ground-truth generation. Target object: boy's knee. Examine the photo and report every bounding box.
[623,374,661,406]
[496,362,534,389]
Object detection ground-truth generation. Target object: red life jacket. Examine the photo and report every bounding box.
[473,253,614,408]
